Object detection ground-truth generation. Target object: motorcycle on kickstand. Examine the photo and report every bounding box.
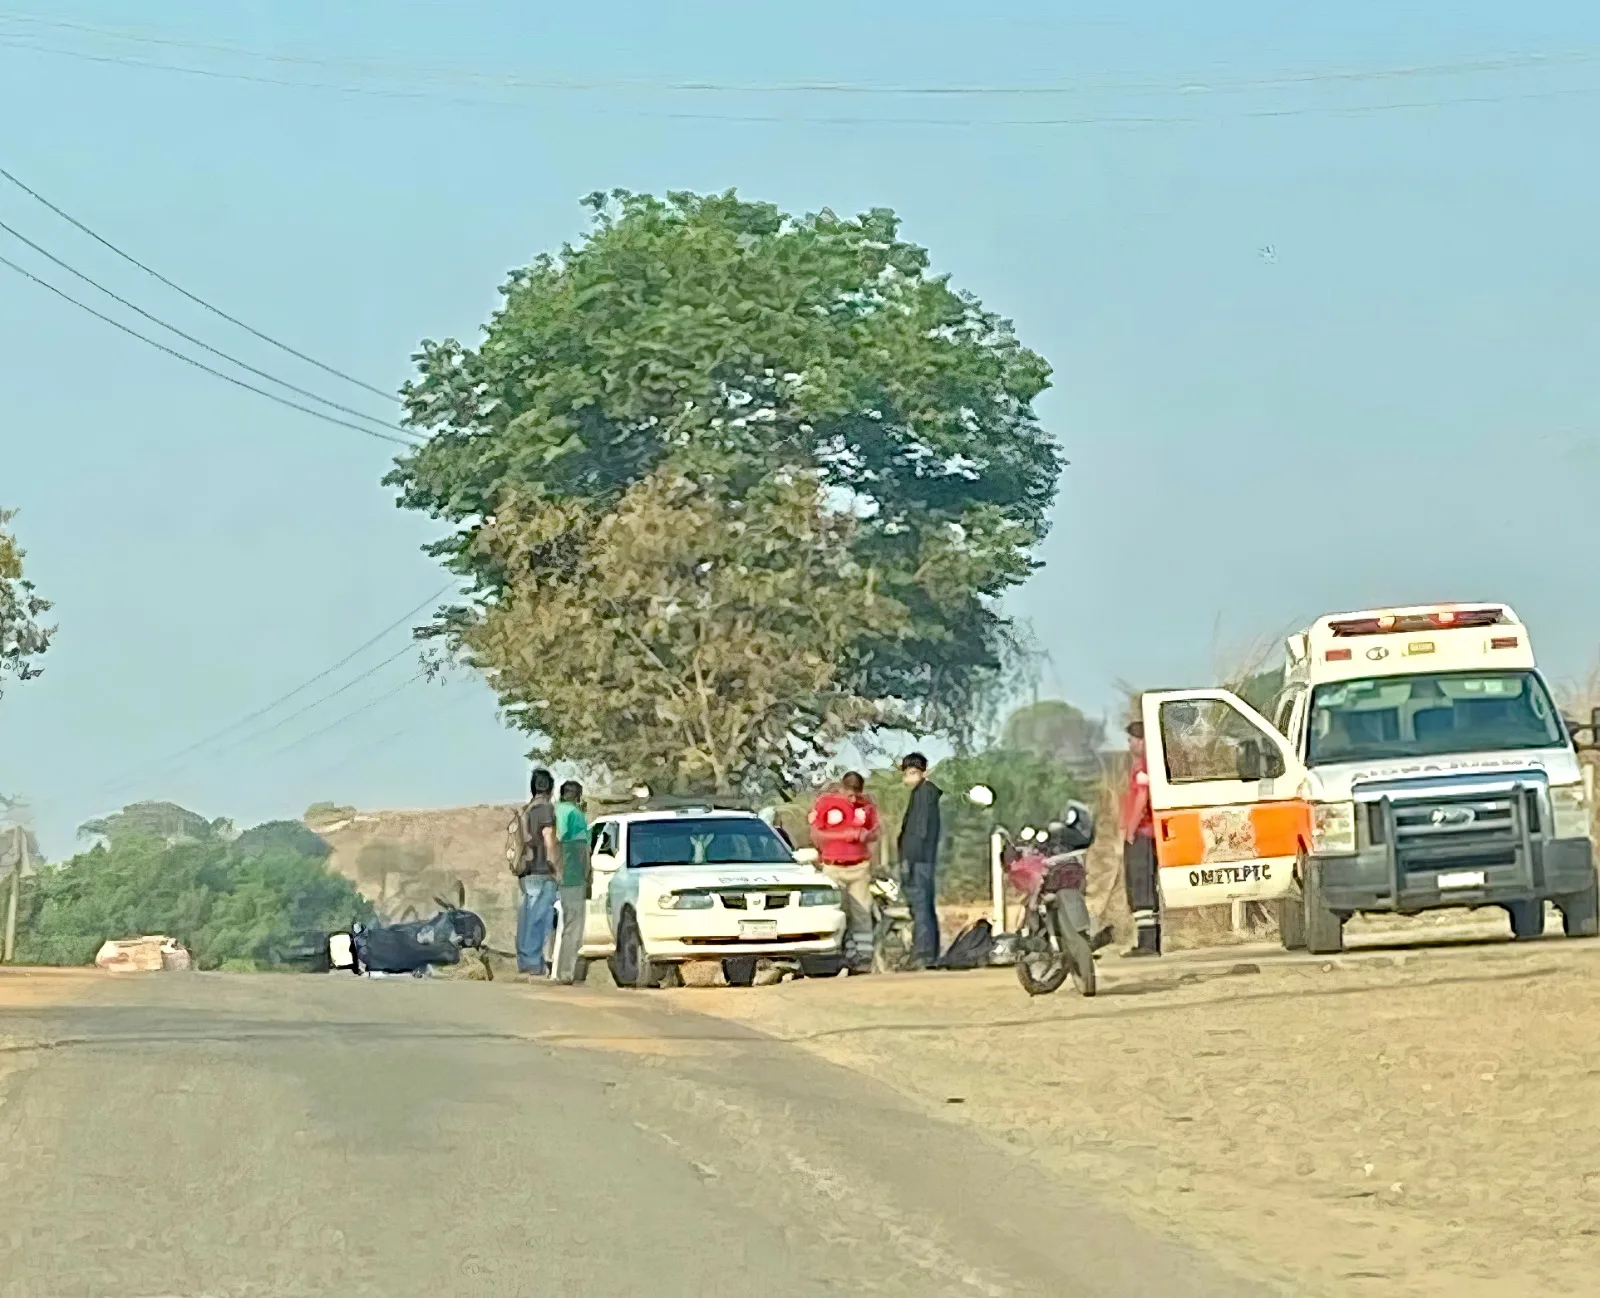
[1004,801,1103,998]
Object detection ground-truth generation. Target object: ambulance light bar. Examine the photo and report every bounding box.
[1328,608,1509,637]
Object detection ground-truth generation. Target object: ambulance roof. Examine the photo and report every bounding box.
[1285,603,1535,684]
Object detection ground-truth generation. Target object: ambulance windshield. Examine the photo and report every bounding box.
[1306,670,1566,767]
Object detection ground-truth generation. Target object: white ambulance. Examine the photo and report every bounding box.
[1139,603,1597,954]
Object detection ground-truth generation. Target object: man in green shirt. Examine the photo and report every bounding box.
[553,780,592,985]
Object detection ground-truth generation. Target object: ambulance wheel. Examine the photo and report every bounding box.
[722,957,758,987]
[1505,900,1545,941]
[1278,890,1307,951]
[1302,860,1345,955]
[1559,873,1600,938]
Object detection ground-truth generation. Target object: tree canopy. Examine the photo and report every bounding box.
[388,190,1063,779]
[1001,699,1106,776]
[234,819,331,861]
[15,820,370,969]
[0,508,53,701]
[79,801,235,847]
[461,466,906,795]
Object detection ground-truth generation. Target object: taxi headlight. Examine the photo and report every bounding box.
[657,891,713,910]
[799,886,842,908]
[1312,801,1357,856]
[1550,784,1591,840]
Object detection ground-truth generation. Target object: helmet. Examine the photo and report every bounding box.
[1044,800,1095,853]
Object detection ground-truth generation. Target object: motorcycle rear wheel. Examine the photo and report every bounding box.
[1014,904,1070,996]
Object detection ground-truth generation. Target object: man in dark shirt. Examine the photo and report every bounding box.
[516,768,561,978]
[896,753,943,967]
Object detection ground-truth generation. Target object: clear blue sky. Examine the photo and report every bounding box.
[3,1,1598,857]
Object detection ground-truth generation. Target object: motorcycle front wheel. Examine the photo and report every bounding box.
[1014,903,1070,996]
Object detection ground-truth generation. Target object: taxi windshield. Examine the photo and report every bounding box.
[627,817,795,867]
[1306,669,1566,767]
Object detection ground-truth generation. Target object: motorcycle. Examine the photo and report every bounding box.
[333,883,489,978]
[1005,803,1100,998]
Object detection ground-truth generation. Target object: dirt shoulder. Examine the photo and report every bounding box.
[0,967,106,1097]
[669,933,1600,1298]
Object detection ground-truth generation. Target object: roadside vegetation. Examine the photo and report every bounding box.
[12,804,370,969]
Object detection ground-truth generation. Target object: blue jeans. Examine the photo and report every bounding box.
[517,875,559,974]
[903,861,940,965]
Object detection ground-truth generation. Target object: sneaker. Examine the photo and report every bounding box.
[1121,945,1161,959]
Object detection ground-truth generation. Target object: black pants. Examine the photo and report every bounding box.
[903,860,940,965]
[1123,836,1161,945]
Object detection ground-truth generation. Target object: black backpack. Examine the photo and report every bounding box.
[939,918,995,970]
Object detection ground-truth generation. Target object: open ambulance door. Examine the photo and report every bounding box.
[1139,689,1311,910]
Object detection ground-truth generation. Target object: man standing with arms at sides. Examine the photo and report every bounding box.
[1122,720,1161,957]
[516,769,561,979]
[896,753,943,969]
[808,771,880,972]
[553,780,591,985]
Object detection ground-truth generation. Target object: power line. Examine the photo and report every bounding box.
[4,34,1597,126]
[131,582,455,771]
[189,640,421,762]
[0,250,420,446]
[0,161,395,401]
[1,12,1596,98]
[263,671,427,761]
[0,214,405,436]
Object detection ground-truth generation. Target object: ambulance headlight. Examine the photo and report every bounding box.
[1312,802,1357,856]
[1551,784,1591,840]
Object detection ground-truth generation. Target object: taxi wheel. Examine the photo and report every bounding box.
[614,911,657,990]
[722,957,758,987]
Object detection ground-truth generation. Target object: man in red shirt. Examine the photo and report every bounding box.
[1121,719,1161,957]
[808,771,880,972]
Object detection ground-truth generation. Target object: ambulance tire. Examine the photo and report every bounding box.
[1505,900,1545,941]
[1558,874,1600,939]
[1278,891,1307,951]
[1302,860,1345,955]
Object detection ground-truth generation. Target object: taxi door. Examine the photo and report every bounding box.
[581,820,621,957]
[1139,689,1311,909]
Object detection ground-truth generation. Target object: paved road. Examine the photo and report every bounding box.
[0,974,1274,1298]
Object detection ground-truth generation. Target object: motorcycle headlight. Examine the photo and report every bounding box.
[1550,784,1591,840]
[657,891,713,910]
[1312,801,1357,856]
[799,886,842,908]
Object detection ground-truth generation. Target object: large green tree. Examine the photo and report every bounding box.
[389,190,1062,746]
[0,508,52,699]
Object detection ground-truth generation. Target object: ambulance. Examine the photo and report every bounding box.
[1139,603,1598,954]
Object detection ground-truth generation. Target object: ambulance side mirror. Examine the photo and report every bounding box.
[1236,738,1283,782]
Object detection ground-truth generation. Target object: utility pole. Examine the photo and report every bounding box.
[3,824,23,963]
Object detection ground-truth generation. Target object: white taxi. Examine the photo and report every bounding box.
[572,805,846,987]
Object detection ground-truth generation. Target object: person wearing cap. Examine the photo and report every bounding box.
[1121,720,1161,957]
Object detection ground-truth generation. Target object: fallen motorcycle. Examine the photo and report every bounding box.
[1007,802,1100,998]
[329,883,488,978]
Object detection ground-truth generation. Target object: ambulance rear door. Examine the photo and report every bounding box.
[1139,689,1311,909]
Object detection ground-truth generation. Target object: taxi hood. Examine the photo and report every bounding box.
[637,862,830,890]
